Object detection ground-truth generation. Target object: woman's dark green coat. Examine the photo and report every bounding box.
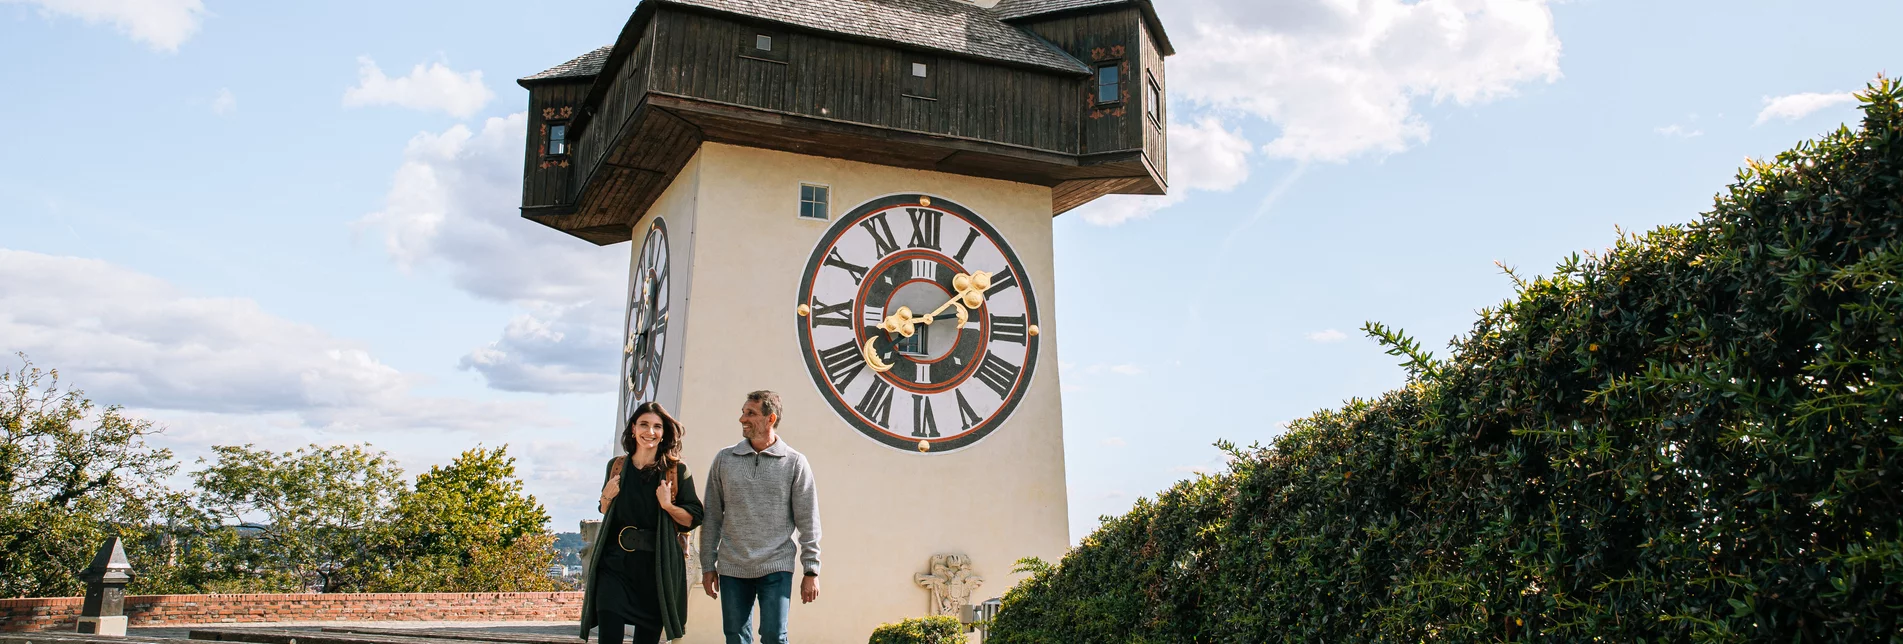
[580,457,701,641]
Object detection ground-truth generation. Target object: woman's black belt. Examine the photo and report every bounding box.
[616,526,657,552]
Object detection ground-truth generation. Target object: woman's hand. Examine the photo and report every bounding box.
[598,473,621,513]
[656,478,676,509]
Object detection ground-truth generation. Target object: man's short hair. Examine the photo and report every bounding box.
[748,390,783,427]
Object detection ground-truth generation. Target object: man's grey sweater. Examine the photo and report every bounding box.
[700,437,821,578]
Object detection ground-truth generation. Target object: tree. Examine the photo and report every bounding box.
[190,443,406,592]
[364,446,561,592]
[0,355,181,598]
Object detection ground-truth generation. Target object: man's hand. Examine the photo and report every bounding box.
[702,571,720,599]
[801,574,820,604]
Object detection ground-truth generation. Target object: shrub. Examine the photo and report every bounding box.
[869,615,966,644]
[992,78,1903,642]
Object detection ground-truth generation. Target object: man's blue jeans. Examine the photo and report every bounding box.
[720,572,792,644]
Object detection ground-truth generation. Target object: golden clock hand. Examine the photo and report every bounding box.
[860,270,992,373]
[874,271,991,338]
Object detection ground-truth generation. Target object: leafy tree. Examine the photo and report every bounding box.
[364,446,560,592]
[0,355,181,598]
[190,443,406,592]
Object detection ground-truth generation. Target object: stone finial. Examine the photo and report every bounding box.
[77,536,135,636]
[914,554,984,621]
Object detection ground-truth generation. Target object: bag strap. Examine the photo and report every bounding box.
[665,462,680,503]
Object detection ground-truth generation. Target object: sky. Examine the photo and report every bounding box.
[1,0,1897,540]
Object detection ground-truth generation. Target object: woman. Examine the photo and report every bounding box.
[581,402,704,644]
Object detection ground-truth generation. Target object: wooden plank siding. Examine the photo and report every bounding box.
[647,11,1082,154]
[1014,9,1144,157]
[521,81,590,209]
[566,18,658,211]
[1137,11,1167,187]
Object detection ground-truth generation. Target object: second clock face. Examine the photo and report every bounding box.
[795,195,1040,453]
[623,218,670,424]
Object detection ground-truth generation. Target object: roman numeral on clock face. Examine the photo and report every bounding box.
[825,248,869,285]
[907,208,943,250]
[985,267,1018,298]
[955,389,983,431]
[911,259,939,282]
[819,340,867,390]
[912,394,939,437]
[856,377,895,427]
[990,314,1026,344]
[974,351,1021,398]
[952,229,982,265]
[809,298,852,328]
[860,213,901,259]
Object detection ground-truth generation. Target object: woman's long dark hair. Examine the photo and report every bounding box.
[623,401,684,475]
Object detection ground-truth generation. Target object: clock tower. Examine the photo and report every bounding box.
[517,0,1172,640]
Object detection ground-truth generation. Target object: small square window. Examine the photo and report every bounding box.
[912,62,929,78]
[1096,64,1121,104]
[755,34,773,51]
[547,123,568,156]
[799,183,830,220]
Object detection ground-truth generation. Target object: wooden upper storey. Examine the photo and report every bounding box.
[519,0,1173,245]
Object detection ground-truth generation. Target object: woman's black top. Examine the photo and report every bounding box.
[599,460,701,630]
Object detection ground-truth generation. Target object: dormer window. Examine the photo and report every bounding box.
[547,123,568,156]
[1096,64,1121,105]
[755,34,773,51]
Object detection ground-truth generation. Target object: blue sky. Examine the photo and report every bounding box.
[1,0,1895,539]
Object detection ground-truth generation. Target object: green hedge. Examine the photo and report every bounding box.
[868,615,966,644]
[993,78,1903,643]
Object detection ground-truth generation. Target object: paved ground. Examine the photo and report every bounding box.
[128,622,578,641]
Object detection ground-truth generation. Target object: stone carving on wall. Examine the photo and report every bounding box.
[914,553,984,618]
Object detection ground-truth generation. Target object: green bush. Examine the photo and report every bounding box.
[869,615,966,644]
[992,78,1903,643]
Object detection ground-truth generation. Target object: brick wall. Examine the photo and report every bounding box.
[0,593,582,633]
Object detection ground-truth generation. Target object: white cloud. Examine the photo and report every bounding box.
[457,306,621,394]
[4,0,206,51]
[211,88,236,116]
[1305,329,1348,343]
[1654,124,1700,139]
[1076,116,1256,226]
[0,249,557,435]
[1172,0,1561,162]
[1172,465,1211,476]
[1101,437,1127,447]
[357,114,627,393]
[1755,92,1857,126]
[1107,364,1143,376]
[343,57,496,118]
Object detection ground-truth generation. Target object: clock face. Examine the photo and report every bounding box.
[623,219,670,422]
[795,195,1040,453]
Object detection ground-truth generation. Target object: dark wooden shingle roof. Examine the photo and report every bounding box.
[519,46,614,84]
[522,0,1094,82]
[661,0,1089,74]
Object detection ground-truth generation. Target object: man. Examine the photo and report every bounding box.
[700,390,821,644]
